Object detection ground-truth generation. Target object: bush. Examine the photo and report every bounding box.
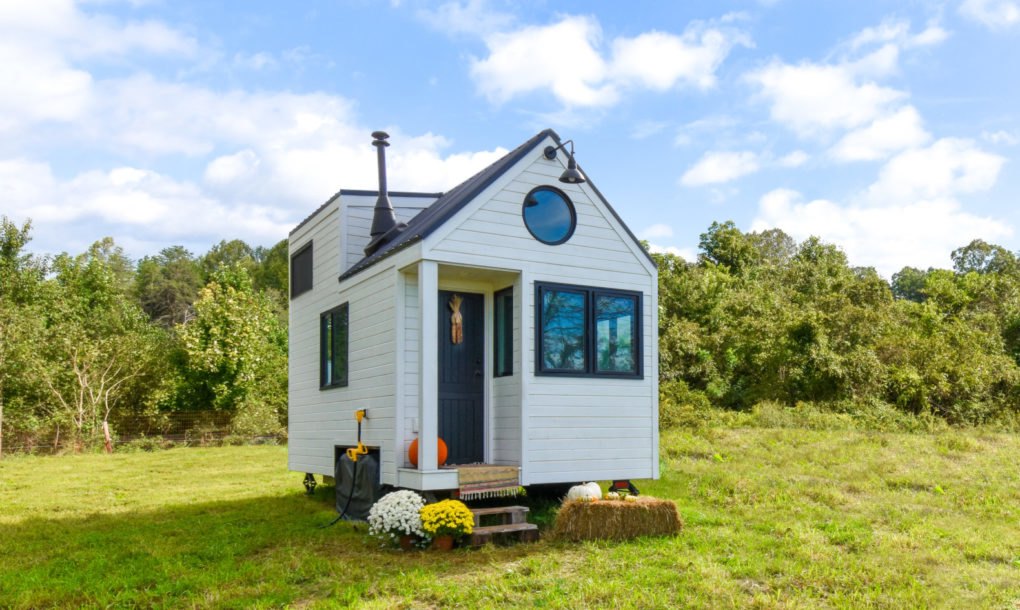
[118,435,176,452]
[659,381,714,429]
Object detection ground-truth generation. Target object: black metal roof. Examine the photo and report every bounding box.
[336,128,655,282]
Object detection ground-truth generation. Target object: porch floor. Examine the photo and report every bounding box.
[441,463,521,499]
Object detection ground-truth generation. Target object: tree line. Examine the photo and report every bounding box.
[0,217,288,455]
[655,221,1020,429]
[4,214,1020,455]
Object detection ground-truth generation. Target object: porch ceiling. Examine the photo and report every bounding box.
[437,262,518,286]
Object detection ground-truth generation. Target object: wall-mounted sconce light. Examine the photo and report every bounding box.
[543,140,587,185]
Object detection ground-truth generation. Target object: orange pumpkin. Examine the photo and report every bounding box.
[408,437,448,468]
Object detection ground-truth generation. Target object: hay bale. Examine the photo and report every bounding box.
[553,496,683,542]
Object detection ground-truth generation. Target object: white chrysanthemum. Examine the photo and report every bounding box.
[367,490,426,541]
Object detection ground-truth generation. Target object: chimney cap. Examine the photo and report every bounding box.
[371,131,390,142]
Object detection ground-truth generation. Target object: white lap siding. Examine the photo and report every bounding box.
[289,264,400,483]
[342,195,432,273]
[289,191,433,481]
[426,145,657,485]
[490,275,522,466]
[401,272,420,466]
[288,202,342,475]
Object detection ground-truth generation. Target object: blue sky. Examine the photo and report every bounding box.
[2,0,1019,276]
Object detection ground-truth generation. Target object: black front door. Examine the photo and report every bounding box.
[438,291,484,464]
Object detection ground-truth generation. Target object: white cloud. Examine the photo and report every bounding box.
[469,15,747,109]
[0,2,517,257]
[777,150,809,167]
[646,242,696,261]
[418,0,515,36]
[746,59,905,136]
[746,19,947,139]
[640,224,674,240]
[849,18,949,51]
[959,0,1020,29]
[752,188,1012,276]
[983,129,1019,145]
[204,149,261,187]
[0,0,197,138]
[610,26,750,91]
[681,151,760,186]
[866,138,1005,203]
[751,138,1010,276]
[233,52,277,71]
[0,40,93,131]
[911,22,951,46]
[0,0,196,58]
[829,106,931,161]
[470,15,616,107]
[1,159,291,254]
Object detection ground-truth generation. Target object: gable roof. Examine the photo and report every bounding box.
[338,128,655,282]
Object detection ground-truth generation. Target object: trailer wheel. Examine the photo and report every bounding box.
[303,473,317,495]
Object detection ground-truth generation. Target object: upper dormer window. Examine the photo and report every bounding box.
[522,186,576,245]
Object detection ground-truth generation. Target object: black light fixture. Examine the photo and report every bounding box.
[543,140,587,184]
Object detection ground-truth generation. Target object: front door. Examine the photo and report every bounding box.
[438,291,484,464]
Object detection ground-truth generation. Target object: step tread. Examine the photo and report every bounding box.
[470,505,529,517]
[474,522,538,534]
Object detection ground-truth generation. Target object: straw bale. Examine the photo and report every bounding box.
[553,496,683,542]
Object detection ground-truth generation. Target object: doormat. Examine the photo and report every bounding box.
[453,465,522,500]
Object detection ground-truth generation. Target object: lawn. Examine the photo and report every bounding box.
[2,428,1019,608]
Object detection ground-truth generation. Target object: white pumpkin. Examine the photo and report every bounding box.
[566,482,602,502]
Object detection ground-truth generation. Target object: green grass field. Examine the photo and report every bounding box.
[2,428,1019,608]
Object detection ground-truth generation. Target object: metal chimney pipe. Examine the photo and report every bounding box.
[369,131,397,239]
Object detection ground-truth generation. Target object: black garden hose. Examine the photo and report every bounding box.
[319,457,357,529]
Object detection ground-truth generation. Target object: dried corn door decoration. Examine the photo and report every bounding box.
[449,294,463,344]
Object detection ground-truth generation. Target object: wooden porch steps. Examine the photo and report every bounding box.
[469,505,538,546]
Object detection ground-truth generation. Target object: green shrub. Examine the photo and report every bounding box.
[659,381,714,429]
[118,435,176,452]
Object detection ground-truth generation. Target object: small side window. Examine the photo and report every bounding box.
[291,242,313,298]
[494,286,514,377]
[321,303,348,388]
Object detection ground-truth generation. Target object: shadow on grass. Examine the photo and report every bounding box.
[0,487,552,608]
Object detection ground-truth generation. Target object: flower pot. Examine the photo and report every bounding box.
[430,535,455,551]
[398,535,418,551]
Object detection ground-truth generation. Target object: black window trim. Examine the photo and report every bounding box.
[290,240,314,299]
[534,281,643,379]
[320,302,349,389]
[521,185,577,246]
[494,285,514,378]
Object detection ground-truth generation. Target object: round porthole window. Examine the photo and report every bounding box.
[522,186,576,245]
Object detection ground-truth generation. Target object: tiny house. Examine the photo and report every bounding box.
[288,129,658,499]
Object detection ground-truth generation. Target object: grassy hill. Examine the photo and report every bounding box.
[1,428,1018,608]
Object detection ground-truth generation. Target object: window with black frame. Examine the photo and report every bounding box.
[535,283,641,378]
[290,241,313,298]
[320,303,348,388]
[494,286,514,377]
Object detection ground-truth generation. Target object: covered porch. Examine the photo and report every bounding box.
[396,259,524,491]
